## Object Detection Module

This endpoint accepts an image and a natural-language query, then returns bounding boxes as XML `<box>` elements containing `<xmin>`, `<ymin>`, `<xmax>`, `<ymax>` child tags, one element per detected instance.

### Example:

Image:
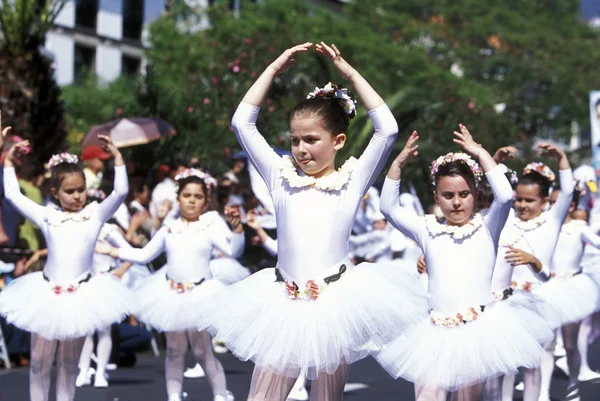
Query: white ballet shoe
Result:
<box><xmin>538</xmin><ymin>394</ymin><xmax>551</xmax><ymax>401</ymax></box>
<box><xmin>555</xmin><ymin>356</ymin><xmax>570</xmax><ymax>376</ymax></box>
<box><xmin>75</xmin><ymin>369</ymin><xmax>92</xmax><ymax>387</ymax></box>
<box><xmin>213</xmin><ymin>390</ymin><xmax>234</xmax><ymax>401</ymax></box>
<box><xmin>106</xmin><ymin>363</ymin><xmax>117</xmax><ymax>371</ymax></box>
<box><xmin>183</xmin><ymin>363</ymin><xmax>206</xmax><ymax>378</ymax></box>
<box><xmin>514</xmin><ymin>381</ymin><xmax>524</xmax><ymax>391</ymax></box>
<box><xmin>287</xmin><ymin>386</ymin><xmax>309</xmax><ymax>401</ymax></box>
<box><xmin>167</xmin><ymin>394</ymin><xmax>182</xmax><ymax>401</ymax></box>
<box><xmin>578</xmin><ymin>368</ymin><xmax>600</xmax><ymax>381</ymax></box>
<box><xmin>565</xmin><ymin>385</ymin><xmax>580</xmax><ymax>401</ymax></box>
<box><xmin>213</xmin><ymin>339</ymin><xmax>229</xmax><ymax>354</ymax></box>
<box><xmin>94</xmin><ymin>373</ymin><xmax>109</xmax><ymax>388</ymax></box>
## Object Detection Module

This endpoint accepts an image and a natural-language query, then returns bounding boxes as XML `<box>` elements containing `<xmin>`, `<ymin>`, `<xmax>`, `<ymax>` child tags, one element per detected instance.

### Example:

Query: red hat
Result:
<box><xmin>81</xmin><ymin>145</ymin><xmax>111</xmax><ymax>161</ymax></box>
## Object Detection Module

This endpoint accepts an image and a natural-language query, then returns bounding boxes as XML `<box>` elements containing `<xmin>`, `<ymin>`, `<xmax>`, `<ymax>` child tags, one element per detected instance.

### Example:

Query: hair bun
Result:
<box><xmin>307</xmin><ymin>82</ymin><xmax>357</xmax><ymax>119</ymax></box>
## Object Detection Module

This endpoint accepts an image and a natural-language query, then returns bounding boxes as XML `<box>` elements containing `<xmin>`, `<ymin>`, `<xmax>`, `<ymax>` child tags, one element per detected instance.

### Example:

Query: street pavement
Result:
<box><xmin>1</xmin><ymin>342</ymin><xmax>600</xmax><ymax>401</ymax></box>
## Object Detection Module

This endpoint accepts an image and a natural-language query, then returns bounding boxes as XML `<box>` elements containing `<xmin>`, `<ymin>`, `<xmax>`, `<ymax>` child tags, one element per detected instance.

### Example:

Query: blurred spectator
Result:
<box><xmin>81</xmin><ymin>145</ymin><xmax>111</xmax><ymax>190</ymax></box>
<box><xmin>149</xmin><ymin>159</ymin><xmax>187</xmax><ymax>227</ymax></box>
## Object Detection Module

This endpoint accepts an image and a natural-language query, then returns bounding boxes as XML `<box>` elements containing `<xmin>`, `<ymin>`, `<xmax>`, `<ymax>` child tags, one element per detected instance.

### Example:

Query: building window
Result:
<box><xmin>122</xmin><ymin>0</ymin><xmax>144</xmax><ymax>40</ymax></box>
<box><xmin>122</xmin><ymin>55</ymin><xmax>141</xmax><ymax>76</ymax></box>
<box><xmin>75</xmin><ymin>0</ymin><xmax>98</xmax><ymax>30</ymax></box>
<box><xmin>74</xmin><ymin>44</ymin><xmax>96</xmax><ymax>82</ymax></box>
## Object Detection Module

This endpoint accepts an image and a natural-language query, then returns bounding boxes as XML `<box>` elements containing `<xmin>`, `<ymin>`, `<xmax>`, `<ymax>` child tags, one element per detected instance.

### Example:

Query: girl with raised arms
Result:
<box><xmin>0</xmin><ymin>114</ymin><xmax>133</xmax><ymax>401</ymax></box>
<box><xmin>374</xmin><ymin>128</ymin><xmax>553</xmax><ymax>401</ymax></box>
<box><xmin>197</xmin><ymin>42</ymin><xmax>429</xmax><ymax>401</ymax></box>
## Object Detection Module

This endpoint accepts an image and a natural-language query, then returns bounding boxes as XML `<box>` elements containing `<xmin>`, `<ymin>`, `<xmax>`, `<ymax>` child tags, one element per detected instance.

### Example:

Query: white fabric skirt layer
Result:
<box><xmin>0</xmin><ymin>271</ymin><xmax>135</xmax><ymax>340</ymax></box>
<box><xmin>136</xmin><ymin>271</ymin><xmax>225</xmax><ymax>332</ymax></box>
<box><xmin>209</xmin><ymin>257</ymin><xmax>251</xmax><ymax>286</ymax></box>
<box><xmin>196</xmin><ymin>259</ymin><xmax>429</xmax><ymax>380</ymax></box>
<box><xmin>373</xmin><ymin>290</ymin><xmax>555</xmax><ymax>391</ymax></box>
<box><xmin>534</xmin><ymin>273</ymin><xmax>600</xmax><ymax>327</ymax></box>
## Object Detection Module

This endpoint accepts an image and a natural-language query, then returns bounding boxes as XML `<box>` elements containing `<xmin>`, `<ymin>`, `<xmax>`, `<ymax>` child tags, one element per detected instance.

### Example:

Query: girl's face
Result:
<box><xmin>178</xmin><ymin>183</ymin><xmax>206</xmax><ymax>221</ymax></box>
<box><xmin>52</xmin><ymin>173</ymin><xmax>87</xmax><ymax>213</ymax></box>
<box><xmin>290</xmin><ymin>115</ymin><xmax>346</xmax><ymax>178</ymax></box>
<box><xmin>434</xmin><ymin>175</ymin><xmax>475</xmax><ymax>226</ymax></box>
<box><xmin>514</xmin><ymin>183</ymin><xmax>547</xmax><ymax>221</ymax></box>
<box><xmin>136</xmin><ymin>184</ymin><xmax>150</xmax><ymax>206</ymax></box>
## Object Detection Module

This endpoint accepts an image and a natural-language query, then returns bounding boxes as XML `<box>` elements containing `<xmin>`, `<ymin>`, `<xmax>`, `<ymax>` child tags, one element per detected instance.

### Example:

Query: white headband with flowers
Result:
<box><xmin>430</xmin><ymin>152</ymin><xmax>483</xmax><ymax>186</ymax></box>
<box><xmin>174</xmin><ymin>168</ymin><xmax>218</xmax><ymax>188</ymax></box>
<box><xmin>307</xmin><ymin>82</ymin><xmax>357</xmax><ymax>117</ymax></box>
<box><xmin>497</xmin><ymin>163</ymin><xmax>519</xmax><ymax>185</ymax></box>
<box><xmin>48</xmin><ymin>153</ymin><xmax>79</xmax><ymax>169</ymax></box>
<box><xmin>523</xmin><ymin>162</ymin><xmax>556</xmax><ymax>182</ymax></box>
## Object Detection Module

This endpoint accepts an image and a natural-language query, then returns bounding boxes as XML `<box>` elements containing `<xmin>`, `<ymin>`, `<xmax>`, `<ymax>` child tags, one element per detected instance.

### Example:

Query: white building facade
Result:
<box><xmin>45</xmin><ymin>0</ymin><xmax>165</xmax><ymax>86</ymax></box>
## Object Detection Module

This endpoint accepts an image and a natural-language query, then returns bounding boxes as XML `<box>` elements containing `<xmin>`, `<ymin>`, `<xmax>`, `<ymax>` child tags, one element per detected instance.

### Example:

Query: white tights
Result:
<box><xmin>78</xmin><ymin>326</ymin><xmax>112</xmax><ymax>379</ymax></box>
<box><xmin>578</xmin><ymin>316</ymin><xmax>594</xmax><ymax>373</ymax></box>
<box><xmin>165</xmin><ymin>329</ymin><xmax>228</xmax><ymax>399</ymax></box>
<box><xmin>30</xmin><ymin>333</ymin><xmax>86</xmax><ymax>401</ymax></box>
<box><xmin>539</xmin><ymin>324</ymin><xmax>580</xmax><ymax>399</ymax></box>
<box><xmin>415</xmin><ymin>382</ymin><xmax>484</xmax><ymax>401</ymax></box>
<box><xmin>247</xmin><ymin>364</ymin><xmax>349</xmax><ymax>401</ymax></box>
<box><xmin>499</xmin><ymin>369</ymin><xmax>540</xmax><ymax>401</ymax></box>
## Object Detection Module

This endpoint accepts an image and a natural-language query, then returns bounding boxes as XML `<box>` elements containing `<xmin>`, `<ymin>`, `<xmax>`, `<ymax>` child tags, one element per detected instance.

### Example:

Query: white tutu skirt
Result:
<box><xmin>135</xmin><ymin>272</ymin><xmax>225</xmax><ymax>332</ymax></box>
<box><xmin>197</xmin><ymin>260</ymin><xmax>429</xmax><ymax>379</ymax></box>
<box><xmin>534</xmin><ymin>273</ymin><xmax>600</xmax><ymax>327</ymax></box>
<box><xmin>209</xmin><ymin>257</ymin><xmax>251</xmax><ymax>286</ymax></box>
<box><xmin>0</xmin><ymin>271</ymin><xmax>135</xmax><ymax>340</ymax></box>
<box><xmin>373</xmin><ymin>290</ymin><xmax>555</xmax><ymax>391</ymax></box>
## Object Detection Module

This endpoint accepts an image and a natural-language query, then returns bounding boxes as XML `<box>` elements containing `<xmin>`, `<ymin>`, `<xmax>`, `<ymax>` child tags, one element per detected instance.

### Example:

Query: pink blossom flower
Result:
<box><xmin>187</xmin><ymin>106</ymin><xmax>194</xmax><ymax>112</ymax></box>
<box><xmin>241</xmin><ymin>52</ymin><xmax>248</xmax><ymax>59</ymax></box>
<box><xmin>268</xmin><ymin>105</ymin><xmax>276</xmax><ymax>113</ymax></box>
<box><xmin>232</xmin><ymin>65</ymin><xmax>240</xmax><ymax>73</ymax></box>
<box><xmin>211</xmin><ymin>76</ymin><xmax>219</xmax><ymax>85</ymax></box>
<box><xmin>242</xmin><ymin>38</ymin><xmax>253</xmax><ymax>45</ymax></box>
<box><xmin>116</xmin><ymin>108</ymin><xmax>123</xmax><ymax>115</ymax></box>
<box><xmin>203</xmin><ymin>98</ymin><xmax>211</xmax><ymax>105</ymax></box>
<box><xmin>235</xmin><ymin>58</ymin><xmax>241</xmax><ymax>65</ymax></box>
<box><xmin>251</xmin><ymin>72</ymin><xmax>257</xmax><ymax>78</ymax></box>
<box><xmin>227</xmin><ymin>62</ymin><xmax>234</xmax><ymax>68</ymax></box>
<box><xmin>468</xmin><ymin>102</ymin><xmax>476</xmax><ymax>109</ymax></box>
<box><xmin>216</xmin><ymin>120</ymin><xmax>223</xmax><ymax>127</ymax></box>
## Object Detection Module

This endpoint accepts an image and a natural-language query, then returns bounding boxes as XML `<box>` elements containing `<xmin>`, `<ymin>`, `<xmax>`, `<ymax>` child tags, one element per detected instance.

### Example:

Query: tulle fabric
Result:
<box><xmin>373</xmin><ymin>290</ymin><xmax>555</xmax><ymax>391</ymax></box>
<box><xmin>534</xmin><ymin>273</ymin><xmax>600</xmax><ymax>327</ymax></box>
<box><xmin>135</xmin><ymin>271</ymin><xmax>225</xmax><ymax>332</ymax></box>
<box><xmin>197</xmin><ymin>259</ymin><xmax>429</xmax><ymax>380</ymax></box>
<box><xmin>0</xmin><ymin>271</ymin><xmax>135</xmax><ymax>340</ymax></box>
<box><xmin>209</xmin><ymin>257</ymin><xmax>251</xmax><ymax>286</ymax></box>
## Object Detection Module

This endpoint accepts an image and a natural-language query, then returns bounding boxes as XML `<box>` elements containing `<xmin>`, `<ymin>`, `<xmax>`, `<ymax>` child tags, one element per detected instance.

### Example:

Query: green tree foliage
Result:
<box><xmin>62</xmin><ymin>0</ymin><xmax>600</xmax><ymax>197</ymax></box>
<box><xmin>0</xmin><ymin>0</ymin><xmax>68</xmax><ymax>164</ymax></box>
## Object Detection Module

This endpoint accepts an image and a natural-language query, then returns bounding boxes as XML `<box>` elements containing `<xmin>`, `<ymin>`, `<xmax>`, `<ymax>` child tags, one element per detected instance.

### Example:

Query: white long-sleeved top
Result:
<box><xmin>551</xmin><ymin>219</ymin><xmax>600</xmax><ymax>276</ymax></box>
<box><xmin>118</xmin><ymin>211</ymin><xmax>244</xmax><ymax>284</ymax></box>
<box><xmin>232</xmin><ymin>102</ymin><xmax>398</xmax><ymax>283</ymax></box>
<box><xmin>4</xmin><ymin>165</ymin><xmax>128</xmax><ymax>282</ymax></box>
<box><xmin>510</xmin><ymin>169</ymin><xmax>574</xmax><ymax>283</ymax></box>
<box><xmin>380</xmin><ymin>165</ymin><xmax>513</xmax><ymax>314</ymax></box>
<box><xmin>92</xmin><ymin>223</ymin><xmax>131</xmax><ymax>274</ymax></box>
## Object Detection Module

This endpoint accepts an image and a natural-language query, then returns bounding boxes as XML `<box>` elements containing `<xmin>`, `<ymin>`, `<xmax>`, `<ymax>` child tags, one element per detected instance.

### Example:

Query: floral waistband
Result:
<box><xmin>510</xmin><ymin>280</ymin><xmax>538</xmax><ymax>292</ymax></box>
<box><xmin>551</xmin><ymin>271</ymin><xmax>581</xmax><ymax>279</ymax></box>
<box><xmin>43</xmin><ymin>272</ymin><xmax>92</xmax><ymax>295</ymax></box>
<box><xmin>492</xmin><ymin>287</ymin><xmax>514</xmax><ymax>302</ymax></box>
<box><xmin>429</xmin><ymin>305</ymin><xmax>485</xmax><ymax>328</ymax></box>
<box><xmin>166</xmin><ymin>274</ymin><xmax>205</xmax><ymax>294</ymax></box>
<box><xmin>275</xmin><ymin>264</ymin><xmax>347</xmax><ymax>301</ymax></box>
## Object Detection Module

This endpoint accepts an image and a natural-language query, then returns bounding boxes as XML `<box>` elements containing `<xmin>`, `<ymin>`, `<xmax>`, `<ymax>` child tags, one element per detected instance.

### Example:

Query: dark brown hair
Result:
<box><xmin>518</xmin><ymin>172</ymin><xmax>552</xmax><ymax>198</ymax></box>
<box><xmin>176</xmin><ymin>176</ymin><xmax>208</xmax><ymax>198</ymax></box>
<box><xmin>433</xmin><ymin>161</ymin><xmax>477</xmax><ymax>193</ymax></box>
<box><xmin>49</xmin><ymin>163</ymin><xmax>85</xmax><ymax>190</ymax></box>
<box><xmin>289</xmin><ymin>97</ymin><xmax>352</xmax><ymax>135</ymax></box>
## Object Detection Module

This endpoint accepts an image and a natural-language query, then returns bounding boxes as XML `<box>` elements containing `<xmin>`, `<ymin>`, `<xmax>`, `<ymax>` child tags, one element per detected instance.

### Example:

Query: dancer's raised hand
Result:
<box><xmin>315</xmin><ymin>42</ymin><xmax>356</xmax><ymax>80</ymax></box>
<box><xmin>387</xmin><ymin>131</ymin><xmax>419</xmax><ymax>180</ymax></box>
<box><xmin>267</xmin><ymin>42</ymin><xmax>313</xmax><ymax>75</ymax></box>
<box><xmin>536</xmin><ymin>143</ymin><xmax>570</xmax><ymax>170</ymax></box>
<box><xmin>0</xmin><ymin>111</ymin><xmax>12</xmax><ymax>150</ymax></box>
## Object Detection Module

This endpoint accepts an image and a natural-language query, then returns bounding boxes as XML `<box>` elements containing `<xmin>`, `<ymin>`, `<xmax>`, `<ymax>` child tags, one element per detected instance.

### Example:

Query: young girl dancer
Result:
<box><xmin>374</xmin><ymin>128</ymin><xmax>553</xmax><ymax>401</ymax></box>
<box><xmin>0</xmin><ymin>131</ymin><xmax>132</xmax><ymax>401</ymax></box>
<box><xmin>532</xmin><ymin>185</ymin><xmax>600</xmax><ymax>401</ymax></box>
<box><xmin>97</xmin><ymin>169</ymin><xmax>242</xmax><ymax>401</ymax></box>
<box><xmin>197</xmin><ymin>42</ymin><xmax>428</xmax><ymax>401</ymax></box>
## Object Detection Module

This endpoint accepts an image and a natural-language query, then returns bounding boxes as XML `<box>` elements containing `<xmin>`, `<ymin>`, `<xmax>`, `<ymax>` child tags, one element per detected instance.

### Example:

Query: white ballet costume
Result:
<box><xmin>117</xmin><ymin>210</ymin><xmax>242</xmax><ymax>401</ymax></box>
<box><xmin>77</xmin><ymin>223</ymin><xmax>136</xmax><ymax>388</ymax></box>
<box><xmin>197</xmin><ymin>102</ymin><xmax>429</xmax><ymax>388</ymax></box>
<box><xmin>374</xmin><ymin>165</ymin><xmax>550</xmax><ymax>392</ymax></box>
<box><xmin>507</xmin><ymin>168</ymin><xmax>574</xmax><ymax>401</ymax></box>
<box><xmin>209</xmin><ymin>215</ymin><xmax>251</xmax><ymax>286</ymax></box>
<box><xmin>0</xmin><ymin>165</ymin><xmax>132</xmax><ymax>401</ymax></box>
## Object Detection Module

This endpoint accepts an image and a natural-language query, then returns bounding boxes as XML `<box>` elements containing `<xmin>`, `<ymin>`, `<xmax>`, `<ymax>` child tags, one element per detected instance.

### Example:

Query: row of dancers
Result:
<box><xmin>0</xmin><ymin>41</ymin><xmax>599</xmax><ymax>401</ymax></box>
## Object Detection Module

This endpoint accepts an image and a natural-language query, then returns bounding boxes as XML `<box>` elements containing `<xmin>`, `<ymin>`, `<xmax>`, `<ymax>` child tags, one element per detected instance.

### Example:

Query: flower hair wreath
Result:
<box><xmin>497</xmin><ymin>163</ymin><xmax>519</xmax><ymax>185</ymax></box>
<box><xmin>174</xmin><ymin>168</ymin><xmax>218</xmax><ymax>188</ymax></box>
<box><xmin>523</xmin><ymin>162</ymin><xmax>556</xmax><ymax>182</ymax></box>
<box><xmin>430</xmin><ymin>152</ymin><xmax>483</xmax><ymax>186</ymax></box>
<box><xmin>307</xmin><ymin>82</ymin><xmax>357</xmax><ymax>118</ymax></box>
<box><xmin>48</xmin><ymin>153</ymin><xmax>79</xmax><ymax>169</ymax></box>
